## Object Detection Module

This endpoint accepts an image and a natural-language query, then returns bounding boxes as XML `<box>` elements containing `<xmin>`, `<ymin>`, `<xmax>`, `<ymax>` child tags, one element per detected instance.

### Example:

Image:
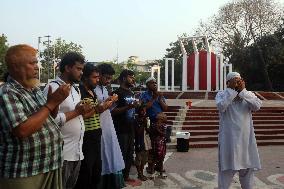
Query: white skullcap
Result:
<box><xmin>146</xmin><ymin>77</ymin><xmax>156</xmax><ymax>84</ymax></box>
<box><xmin>226</xmin><ymin>72</ymin><xmax>241</xmax><ymax>82</ymax></box>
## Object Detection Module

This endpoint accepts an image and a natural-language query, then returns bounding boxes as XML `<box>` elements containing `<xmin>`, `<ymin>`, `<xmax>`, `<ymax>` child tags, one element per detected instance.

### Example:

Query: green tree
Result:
<box><xmin>228</xmin><ymin>22</ymin><xmax>284</xmax><ymax>91</ymax></box>
<box><xmin>98</xmin><ymin>61</ymin><xmax>124</xmax><ymax>82</ymax></box>
<box><xmin>40</xmin><ymin>38</ymin><xmax>83</xmax><ymax>82</ymax></box>
<box><xmin>0</xmin><ymin>34</ymin><xmax>9</xmax><ymax>81</ymax></box>
<box><xmin>196</xmin><ymin>0</ymin><xmax>284</xmax><ymax>90</ymax></box>
<box><xmin>126</xmin><ymin>58</ymin><xmax>136</xmax><ymax>71</ymax></box>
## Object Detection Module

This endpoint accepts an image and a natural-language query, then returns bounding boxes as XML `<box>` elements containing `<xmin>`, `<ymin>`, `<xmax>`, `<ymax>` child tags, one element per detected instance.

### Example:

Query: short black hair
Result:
<box><xmin>118</xmin><ymin>69</ymin><xmax>134</xmax><ymax>82</ymax></box>
<box><xmin>82</xmin><ymin>63</ymin><xmax>99</xmax><ymax>81</ymax></box>
<box><xmin>97</xmin><ymin>63</ymin><xmax>115</xmax><ymax>76</ymax></box>
<box><xmin>59</xmin><ymin>52</ymin><xmax>85</xmax><ymax>73</ymax></box>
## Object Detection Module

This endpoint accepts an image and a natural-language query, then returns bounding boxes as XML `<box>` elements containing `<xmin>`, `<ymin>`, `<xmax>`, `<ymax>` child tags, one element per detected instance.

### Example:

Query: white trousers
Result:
<box><xmin>218</xmin><ymin>168</ymin><xmax>254</xmax><ymax>189</ymax></box>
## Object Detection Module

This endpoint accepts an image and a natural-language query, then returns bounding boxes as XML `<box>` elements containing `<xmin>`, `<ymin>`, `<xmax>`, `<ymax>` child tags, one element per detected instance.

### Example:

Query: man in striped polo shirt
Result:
<box><xmin>75</xmin><ymin>63</ymin><xmax>112</xmax><ymax>189</ymax></box>
<box><xmin>0</xmin><ymin>44</ymin><xmax>70</xmax><ymax>189</ymax></box>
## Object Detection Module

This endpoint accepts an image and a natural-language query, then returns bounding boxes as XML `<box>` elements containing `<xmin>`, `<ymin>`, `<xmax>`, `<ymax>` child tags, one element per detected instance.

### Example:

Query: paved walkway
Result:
<box><xmin>166</xmin><ymin>99</ymin><xmax>284</xmax><ymax>107</ymax></box>
<box><xmin>124</xmin><ymin>99</ymin><xmax>284</xmax><ymax>188</ymax></box>
<box><xmin>126</xmin><ymin>146</ymin><xmax>284</xmax><ymax>189</ymax></box>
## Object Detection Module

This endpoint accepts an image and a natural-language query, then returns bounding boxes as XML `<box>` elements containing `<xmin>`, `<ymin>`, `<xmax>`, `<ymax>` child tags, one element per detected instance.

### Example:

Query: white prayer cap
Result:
<box><xmin>146</xmin><ymin>77</ymin><xmax>156</xmax><ymax>84</ymax></box>
<box><xmin>226</xmin><ymin>72</ymin><xmax>241</xmax><ymax>82</ymax></box>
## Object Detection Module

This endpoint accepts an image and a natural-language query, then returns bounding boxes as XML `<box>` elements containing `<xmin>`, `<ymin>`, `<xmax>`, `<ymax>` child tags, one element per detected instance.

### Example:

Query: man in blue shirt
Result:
<box><xmin>140</xmin><ymin>77</ymin><xmax>168</xmax><ymax>122</ymax></box>
<box><xmin>140</xmin><ymin>77</ymin><xmax>168</xmax><ymax>174</ymax></box>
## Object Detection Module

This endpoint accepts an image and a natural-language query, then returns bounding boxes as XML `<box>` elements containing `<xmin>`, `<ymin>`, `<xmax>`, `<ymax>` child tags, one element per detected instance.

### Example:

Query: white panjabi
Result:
<box><xmin>216</xmin><ymin>88</ymin><xmax>262</xmax><ymax>171</ymax></box>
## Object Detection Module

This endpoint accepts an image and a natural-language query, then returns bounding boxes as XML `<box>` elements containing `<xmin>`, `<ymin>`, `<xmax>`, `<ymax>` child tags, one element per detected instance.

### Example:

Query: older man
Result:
<box><xmin>0</xmin><ymin>44</ymin><xmax>70</xmax><ymax>189</ymax></box>
<box><xmin>216</xmin><ymin>72</ymin><xmax>262</xmax><ymax>189</ymax></box>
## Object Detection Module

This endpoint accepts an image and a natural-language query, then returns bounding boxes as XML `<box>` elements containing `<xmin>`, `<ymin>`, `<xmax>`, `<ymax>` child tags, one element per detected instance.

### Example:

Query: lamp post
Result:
<box><xmin>38</xmin><ymin>35</ymin><xmax>52</xmax><ymax>82</ymax></box>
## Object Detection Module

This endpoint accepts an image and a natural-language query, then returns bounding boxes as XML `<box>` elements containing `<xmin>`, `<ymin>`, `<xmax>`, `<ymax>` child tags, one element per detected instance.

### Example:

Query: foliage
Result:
<box><xmin>0</xmin><ymin>34</ymin><xmax>9</xmax><ymax>81</ymax></box>
<box><xmin>229</xmin><ymin>24</ymin><xmax>284</xmax><ymax>91</ymax></box>
<box><xmin>97</xmin><ymin>61</ymin><xmax>124</xmax><ymax>82</ymax></box>
<box><xmin>195</xmin><ymin>0</ymin><xmax>284</xmax><ymax>90</ymax></box>
<box><xmin>39</xmin><ymin>38</ymin><xmax>83</xmax><ymax>82</ymax></box>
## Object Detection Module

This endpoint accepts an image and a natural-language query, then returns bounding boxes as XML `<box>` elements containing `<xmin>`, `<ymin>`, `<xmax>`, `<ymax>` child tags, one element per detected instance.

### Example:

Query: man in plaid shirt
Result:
<box><xmin>0</xmin><ymin>44</ymin><xmax>70</xmax><ymax>189</ymax></box>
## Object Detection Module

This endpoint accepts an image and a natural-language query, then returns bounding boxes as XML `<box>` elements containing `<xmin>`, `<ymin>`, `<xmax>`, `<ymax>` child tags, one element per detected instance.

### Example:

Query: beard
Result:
<box><xmin>70</xmin><ymin>75</ymin><xmax>81</xmax><ymax>84</ymax></box>
<box><xmin>25</xmin><ymin>78</ymin><xmax>40</xmax><ymax>88</ymax></box>
<box><xmin>87</xmin><ymin>80</ymin><xmax>97</xmax><ymax>89</ymax></box>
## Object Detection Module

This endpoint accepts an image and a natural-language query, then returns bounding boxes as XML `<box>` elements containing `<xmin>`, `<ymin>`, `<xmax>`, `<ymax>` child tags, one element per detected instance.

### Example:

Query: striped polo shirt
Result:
<box><xmin>79</xmin><ymin>84</ymin><xmax>100</xmax><ymax>131</ymax></box>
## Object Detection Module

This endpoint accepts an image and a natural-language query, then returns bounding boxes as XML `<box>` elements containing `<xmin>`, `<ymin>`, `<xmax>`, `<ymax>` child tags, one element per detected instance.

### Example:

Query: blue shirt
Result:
<box><xmin>140</xmin><ymin>90</ymin><xmax>166</xmax><ymax>121</ymax></box>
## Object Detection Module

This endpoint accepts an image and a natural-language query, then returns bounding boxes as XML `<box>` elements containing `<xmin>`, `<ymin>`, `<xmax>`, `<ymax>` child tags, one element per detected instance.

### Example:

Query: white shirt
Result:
<box><xmin>43</xmin><ymin>76</ymin><xmax>85</xmax><ymax>161</ymax></box>
<box><xmin>216</xmin><ymin>88</ymin><xmax>262</xmax><ymax>171</ymax></box>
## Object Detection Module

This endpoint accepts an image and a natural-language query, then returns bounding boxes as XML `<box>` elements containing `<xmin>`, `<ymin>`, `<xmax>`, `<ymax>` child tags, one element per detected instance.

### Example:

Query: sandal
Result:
<box><xmin>138</xmin><ymin>174</ymin><xmax>148</xmax><ymax>181</ymax></box>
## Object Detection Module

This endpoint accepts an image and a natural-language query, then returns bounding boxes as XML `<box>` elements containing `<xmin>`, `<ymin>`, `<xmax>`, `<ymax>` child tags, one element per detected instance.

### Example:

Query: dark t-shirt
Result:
<box><xmin>112</xmin><ymin>87</ymin><xmax>136</xmax><ymax>134</ymax></box>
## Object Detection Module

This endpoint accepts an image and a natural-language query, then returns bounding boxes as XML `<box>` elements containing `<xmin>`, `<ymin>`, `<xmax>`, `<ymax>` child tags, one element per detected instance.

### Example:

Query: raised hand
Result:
<box><xmin>46</xmin><ymin>84</ymin><xmax>71</xmax><ymax>109</ymax></box>
<box><xmin>236</xmin><ymin>78</ymin><xmax>245</xmax><ymax>92</ymax></box>
<box><xmin>227</xmin><ymin>78</ymin><xmax>239</xmax><ymax>90</ymax></box>
<box><xmin>75</xmin><ymin>102</ymin><xmax>93</xmax><ymax>115</ymax></box>
<box><xmin>111</xmin><ymin>93</ymin><xmax>118</xmax><ymax>102</ymax></box>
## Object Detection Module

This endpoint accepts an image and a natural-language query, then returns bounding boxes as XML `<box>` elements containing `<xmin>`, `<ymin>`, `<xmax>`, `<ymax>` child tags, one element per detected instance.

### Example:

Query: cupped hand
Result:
<box><xmin>236</xmin><ymin>79</ymin><xmax>245</xmax><ymax>92</ymax></box>
<box><xmin>227</xmin><ymin>78</ymin><xmax>239</xmax><ymax>90</ymax></box>
<box><xmin>47</xmin><ymin>84</ymin><xmax>71</xmax><ymax>109</ymax></box>
<box><xmin>75</xmin><ymin>102</ymin><xmax>93</xmax><ymax>115</ymax></box>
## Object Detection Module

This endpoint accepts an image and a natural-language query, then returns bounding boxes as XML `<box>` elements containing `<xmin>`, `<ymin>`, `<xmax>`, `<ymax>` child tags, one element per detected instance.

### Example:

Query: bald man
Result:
<box><xmin>216</xmin><ymin>72</ymin><xmax>262</xmax><ymax>189</ymax></box>
<box><xmin>0</xmin><ymin>44</ymin><xmax>70</xmax><ymax>189</ymax></box>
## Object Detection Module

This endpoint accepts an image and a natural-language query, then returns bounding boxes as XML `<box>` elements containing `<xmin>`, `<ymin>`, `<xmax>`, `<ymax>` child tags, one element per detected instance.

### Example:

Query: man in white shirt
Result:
<box><xmin>44</xmin><ymin>52</ymin><xmax>92</xmax><ymax>189</ymax></box>
<box><xmin>216</xmin><ymin>72</ymin><xmax>262</xmax><ymax>189</ymax></box>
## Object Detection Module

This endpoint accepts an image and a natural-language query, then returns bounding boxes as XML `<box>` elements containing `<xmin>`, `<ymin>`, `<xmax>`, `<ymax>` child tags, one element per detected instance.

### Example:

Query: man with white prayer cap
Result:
<box><xmin>216</xmin><ymin>72</ymin><xmax>262</xmax><ymax>189</ymax></box>
<box><xmin>140</xmin><ymin>76</ymin><xmax>168</xmax><ymax>175</ymax></box>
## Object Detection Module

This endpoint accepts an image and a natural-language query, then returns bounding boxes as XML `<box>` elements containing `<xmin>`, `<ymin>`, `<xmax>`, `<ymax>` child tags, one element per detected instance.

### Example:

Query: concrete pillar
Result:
<box><xmin>157</xmin><ymin>66</ymin><xmax>160</xmax><ymax>91</ymax></box>
<box><xmin>191</xmin><ymin>40</ymin><xmax>199</xmax><ymax>91</ymax></box>
<box><xmin>171</xmin><ymin>59</ymin><xmax>174</xmax><ymax>91</ymax></box>
<box><xmin>151</xmin><ymin>65</ymin><xmax>161</xmax><ymax>91</ymax></box>
<box><xmin>182</xmin><ymin>54</ymin><xmax>187</xmax><ymax>91</ymax></box>
<box><xmin>223</xmin><ymin>64</ymin><xmax>227</xmax><ymax>89</ymax></box>
<box><xmin>165</xmin><ymin>60</ymin><xmax>169</xmax><ymax>91</ymax></box>
<box><xmin>207</xmin><ymin>51</ymin><xmax>211</xmax><ymax>91</ymax></box>
<box><xmin>219</xmin><ymin>54</ymin><xmax>224</xmax><ymax>90</ymax></box>
<box><xmin>215</xmin><ymin>56</ymin><xmax>219</xmax><ymax>91</ymax></box>
<box><xmin>179</xmin><ymin>37</ymin><xmax>188</xmax><ymax>91</ymax></box>
<box><xmin>165</xmin><ymin>58</ymin><xmax>175</xmax><ymax>91</ymax></box>
<box><xmin>151</xmin><ymin>67</ymin><xmax>154</xmax><ymax>77</ymax></box>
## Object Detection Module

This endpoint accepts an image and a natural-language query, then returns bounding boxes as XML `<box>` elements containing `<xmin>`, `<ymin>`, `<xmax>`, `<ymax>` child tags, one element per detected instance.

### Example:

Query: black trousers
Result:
<box><xmin>75</xmin><ymin>129</ymin><xmax>102</xmax><ymax>189</ymax></box>
<box><xmin>117</xmin><ymin>133</ymin><xmax>135</xmax><ymax>179</ymax></box>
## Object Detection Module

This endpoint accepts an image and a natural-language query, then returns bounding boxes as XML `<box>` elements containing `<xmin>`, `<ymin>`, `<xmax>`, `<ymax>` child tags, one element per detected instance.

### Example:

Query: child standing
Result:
<box><xmin>151</xmin><ymin>112</ymin><xmax>168</xmax><ymax>178</ymax></box>
<box><xmin>134</xmin><ymin>105</ymin><xmax>151</xmax><ymax>181</ymax></box>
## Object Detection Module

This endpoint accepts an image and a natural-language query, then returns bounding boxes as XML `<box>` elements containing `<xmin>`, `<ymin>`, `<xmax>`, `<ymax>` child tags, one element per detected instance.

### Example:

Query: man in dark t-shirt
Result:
<box><xmin>112</xmin><ymin>69</ymin><xmax>139</xmax><ymax>183</ymax></box>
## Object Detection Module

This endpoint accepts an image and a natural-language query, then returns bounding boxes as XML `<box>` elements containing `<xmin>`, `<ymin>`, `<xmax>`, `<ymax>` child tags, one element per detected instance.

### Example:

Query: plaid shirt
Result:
<box><xmin>0</xmin><ymin>77</ymin><xmax>63</xmax><ymax>178</ymax></box>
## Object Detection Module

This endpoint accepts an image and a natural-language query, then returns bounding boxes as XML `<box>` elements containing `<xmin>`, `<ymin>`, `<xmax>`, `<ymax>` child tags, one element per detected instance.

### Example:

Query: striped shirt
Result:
<box><xmin>0</xmin><ymin>77</ymin><xmax>63</xmax><ymax>178</ymax></box>
<box><xmin>79</xmin><ymin>84</ymin><xmax>100</xmax><ymax>131</ymax></box>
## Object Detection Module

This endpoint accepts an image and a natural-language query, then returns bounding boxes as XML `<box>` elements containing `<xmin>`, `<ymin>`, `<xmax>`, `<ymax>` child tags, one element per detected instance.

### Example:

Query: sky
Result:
<box><xmin>2</xmin><ymin>0</ymin><xmax>284</xmax><ymax>62</ymax></box>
